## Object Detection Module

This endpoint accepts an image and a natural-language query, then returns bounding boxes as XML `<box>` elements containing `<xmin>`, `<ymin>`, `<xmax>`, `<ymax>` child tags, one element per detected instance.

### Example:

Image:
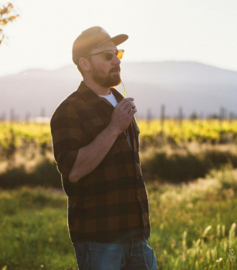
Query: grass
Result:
<box><xmin>1</xmin><ymin>142</ymin><xmax>237</xmax><ymax>188</ymax></box>
<box><xmin>148</xmin><ymin>165</ymin><xmax>237</xmax><ymax>269</ymax></box>
<box><xmin>1</xmin><ymin>166</ymin><xmax>237</xmax><ymax>269</ymax></box>
<box><xmin>0</xmin><ymin>188</ymin><xmax>76</xmax><ymax>270</ymax></box>
<box><xmin>141</xmin><ymin>142</ymin><xmax>237</xmax><ymax>183</ymax></box>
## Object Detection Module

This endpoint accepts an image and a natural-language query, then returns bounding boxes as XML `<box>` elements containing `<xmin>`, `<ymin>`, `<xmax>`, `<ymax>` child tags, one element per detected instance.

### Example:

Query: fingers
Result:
<box><xmin>124</xmin><ymin>103</ymin><xmax>135</xmax><ymax>114</ymax></box>
<box><xmin>124</xmin><ymin>97</ymin><xmax>134</xmax><ymax>101</ymax></box>
<box><xmin>116</xmin><ymin>98</ymin><xmax>136</xmax><ymax>112</ymax></box>
<box><xmin>113</xmin><ymin>97</ymin><xmax>137</xmax><ymax>125</ymax></box>
<box><xmin>110</xmin><ymin>97</ymin><xmax>137</xmax><ymax>133</ymax></box>
<box><xmin>128</xmin><ymin>108</ymin><xmax>137</xmax><ymax>117</ymax></box>
<box><xmin>117</xmin><ymin>98</ymin><xmax>134</xmax><ymax>107</ymax></box>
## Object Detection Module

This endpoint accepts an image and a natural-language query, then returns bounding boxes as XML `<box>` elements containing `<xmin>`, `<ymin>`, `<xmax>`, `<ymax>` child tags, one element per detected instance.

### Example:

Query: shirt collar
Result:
<box><xmin>77</xmin><ymin>81</ymin><xmax>124</xmax><ymax>107</ymax></box>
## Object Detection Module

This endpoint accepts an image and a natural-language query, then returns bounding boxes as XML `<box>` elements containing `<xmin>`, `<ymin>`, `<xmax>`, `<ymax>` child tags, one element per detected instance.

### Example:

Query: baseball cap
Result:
<box><xmin>72</xmin><ymin>26</ymin><xmax>128</xmax><ymax>65</ymax></box>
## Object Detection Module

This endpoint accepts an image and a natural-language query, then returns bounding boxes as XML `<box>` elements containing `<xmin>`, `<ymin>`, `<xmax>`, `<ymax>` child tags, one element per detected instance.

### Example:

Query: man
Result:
<box><xmin>50</xmin><ymin>26</ymin><xmax>157</xmax><ymax>270</ymax></box>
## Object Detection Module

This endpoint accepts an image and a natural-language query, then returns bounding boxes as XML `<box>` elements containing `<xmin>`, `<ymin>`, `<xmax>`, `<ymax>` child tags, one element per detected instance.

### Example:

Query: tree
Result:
<box><xmin>0</xmin><ymin>2</ymin><xmax>19</xmax><ymax>45</ymax></box>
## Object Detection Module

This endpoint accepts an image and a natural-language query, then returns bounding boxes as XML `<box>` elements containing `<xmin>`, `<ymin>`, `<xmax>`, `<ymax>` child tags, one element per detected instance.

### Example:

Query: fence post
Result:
<box><xmin>179</xmin><ymin>107</ymin><xmax>183</xmax><ymax>127</ymax></box>
<box><xmin>10</xmin><ymin>108</ymin><xmax>15</xmax><ymax>122</ymax></box>
<box><xmin>160</xmin><ymin>105</ymin><xmax>165</xmax><ymax>144</ymax></box>
<box><xmin>161</xmin><ymin>104</ymin><xmax>165</xmax><ymax>132</ymax></box>
<box><xmin>219</xmin><ymin>106</ymin><xmax>225</xmax><ymax>128</ymax></box>
<box><xmin>25</xmin><ymin>112</ymin><xmax>31</xmax><ymax>123</ymax></box>
<box><xmin>0</xmin><ymin>112</ymin><xmax>6</xmax><ymax>121</ymax></box>
<box><xmin>146</xmin><ymin>108</ymin><xmax>152</xmax><ymax>129</ymax></box>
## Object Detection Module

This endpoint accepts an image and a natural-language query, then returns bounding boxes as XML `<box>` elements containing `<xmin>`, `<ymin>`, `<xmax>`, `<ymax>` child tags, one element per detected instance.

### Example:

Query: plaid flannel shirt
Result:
<box><xmin>50</xmin><ymin>81</ymin><xmax>150</xmax><ymax>243</ymax></box>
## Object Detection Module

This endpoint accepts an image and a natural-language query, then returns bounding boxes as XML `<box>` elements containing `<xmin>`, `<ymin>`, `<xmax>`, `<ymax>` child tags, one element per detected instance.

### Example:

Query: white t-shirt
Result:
<box><xmin>99</xmin><ymin>92</ymin><xmax>118</xmax><ymax>107</ymax></box>
<box><xmin>99</xmin><ymin>92</ymin><xmax>132</xmax><ymax>149</ymax></box>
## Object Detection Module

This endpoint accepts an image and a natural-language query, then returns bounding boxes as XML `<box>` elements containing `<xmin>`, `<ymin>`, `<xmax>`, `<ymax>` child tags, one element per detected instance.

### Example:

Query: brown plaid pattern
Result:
<box><xmin>50</xmin><ymin>82</ymin><xmax>150</xmax><ymax>243</ymax></box>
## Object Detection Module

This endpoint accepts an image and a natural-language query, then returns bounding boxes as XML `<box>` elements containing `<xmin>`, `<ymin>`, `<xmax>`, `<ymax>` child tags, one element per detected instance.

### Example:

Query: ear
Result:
<box><xmin>78</xmin><ymin>58</ymin><xmax>91</xmax><ymax>72</ymax></box>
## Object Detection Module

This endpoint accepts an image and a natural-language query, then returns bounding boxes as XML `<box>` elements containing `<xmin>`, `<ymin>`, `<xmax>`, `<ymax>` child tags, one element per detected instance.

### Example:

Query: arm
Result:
<box><xmin>68</xmin><ymin>97</ymin><xmax>136</xmax><ymax>183</ymax></box>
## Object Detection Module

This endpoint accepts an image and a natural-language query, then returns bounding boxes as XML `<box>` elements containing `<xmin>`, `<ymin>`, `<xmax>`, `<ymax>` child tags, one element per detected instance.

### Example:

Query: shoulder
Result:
<box><xmin>50</xmin><ymin>90</ymin><xmax>85</xmax><ymax>128</ymax></box>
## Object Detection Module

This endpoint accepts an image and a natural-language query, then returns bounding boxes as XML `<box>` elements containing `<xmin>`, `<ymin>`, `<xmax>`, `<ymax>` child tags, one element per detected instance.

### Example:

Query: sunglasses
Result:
<box><xmin>84</xmin><ymin>49</ymin><xmax>124</xmax><ymax>61</ymax></box>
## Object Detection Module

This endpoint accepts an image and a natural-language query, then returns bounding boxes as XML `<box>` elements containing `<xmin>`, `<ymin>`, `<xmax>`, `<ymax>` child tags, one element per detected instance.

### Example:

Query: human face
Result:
<box><xmin>87</xmin><ymin>41</ymin><xmax>122</xmax><ymax>88</ymax></box>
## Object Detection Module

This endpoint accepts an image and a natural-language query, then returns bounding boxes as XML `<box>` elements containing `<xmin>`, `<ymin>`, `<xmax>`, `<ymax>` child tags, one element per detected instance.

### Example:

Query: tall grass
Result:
<box><xmin>1</xmin><ymin>167</ymin><xmax>237</xmax><ymax>269</ymax></box>
<box><xmin>148</xmin><ymin>165</ymin><xmax>237</xmax><ymax>269</ymax></box>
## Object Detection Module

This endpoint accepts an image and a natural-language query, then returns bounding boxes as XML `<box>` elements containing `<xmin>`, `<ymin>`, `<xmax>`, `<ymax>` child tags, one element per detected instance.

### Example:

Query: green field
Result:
<box><xmin>1</xmin><ymin>120</ymin><xmax>237</xmax><ymax>269</ymax></box>
<box><xmin>1</xmin><ymin>166</ymin><xmax>237</xmax><ymax>270</ymax></box>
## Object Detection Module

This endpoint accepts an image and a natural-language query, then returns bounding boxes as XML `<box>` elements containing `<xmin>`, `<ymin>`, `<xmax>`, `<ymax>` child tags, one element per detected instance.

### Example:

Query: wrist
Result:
<box><xmin>106</xmin><ymin>123</ymin><xmax>121</xmax><ymax>137</ymax></box>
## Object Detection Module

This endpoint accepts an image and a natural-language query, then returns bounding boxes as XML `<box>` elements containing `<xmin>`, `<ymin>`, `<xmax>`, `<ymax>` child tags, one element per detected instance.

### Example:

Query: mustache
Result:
<box><xmin>110</xmin><ymin>66</ymin><xmax>120</xmax><ymax>73</ymax></box>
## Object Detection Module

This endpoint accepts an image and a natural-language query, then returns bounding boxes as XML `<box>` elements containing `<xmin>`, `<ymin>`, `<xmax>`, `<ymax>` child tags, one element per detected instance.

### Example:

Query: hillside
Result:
<box><xmin>0</xmin><ymin>61</ymin><xmax>236</xmax><ymax>120</ymax></box>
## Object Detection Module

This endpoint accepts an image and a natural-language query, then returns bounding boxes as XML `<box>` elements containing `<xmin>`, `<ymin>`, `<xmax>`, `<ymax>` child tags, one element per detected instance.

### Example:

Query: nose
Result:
<box><xmin>113</xmin><ymin>53</ymin><xmax>121</xmax><ymax>65</ymax></box>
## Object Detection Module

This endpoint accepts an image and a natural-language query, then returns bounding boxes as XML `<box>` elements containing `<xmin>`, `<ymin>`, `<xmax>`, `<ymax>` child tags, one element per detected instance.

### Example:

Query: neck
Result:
<box><xmin>83</xmin><ymin>78</ymin><xmax>110</xmax><ymax>96</ymax></box>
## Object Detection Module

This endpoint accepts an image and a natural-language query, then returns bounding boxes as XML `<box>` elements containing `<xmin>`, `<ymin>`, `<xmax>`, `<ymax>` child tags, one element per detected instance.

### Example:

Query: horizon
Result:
<box><xmin>1</xmin><ymin>59</ymin><xmax>237</xmax><ymax>78</ymax></box>
<box><xmin>1</xmin><ymin>60</ymin><xmax>236</xmax><ymax>121</ymax></box>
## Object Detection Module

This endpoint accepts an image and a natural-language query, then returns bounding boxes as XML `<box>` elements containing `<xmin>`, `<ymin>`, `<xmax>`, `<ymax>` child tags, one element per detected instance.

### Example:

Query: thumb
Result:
<box><xmin>125</xmin><ymin>97</ymin><xmax>134</xmax><ymax>101</ymax></box>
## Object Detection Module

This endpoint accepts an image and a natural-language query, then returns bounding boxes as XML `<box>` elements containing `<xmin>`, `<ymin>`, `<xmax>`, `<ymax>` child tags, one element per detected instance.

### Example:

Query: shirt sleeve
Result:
<box><xmin>50</xmin><ymin>104</ymin><xmax>88</xmax><ymax>181</ymax></box>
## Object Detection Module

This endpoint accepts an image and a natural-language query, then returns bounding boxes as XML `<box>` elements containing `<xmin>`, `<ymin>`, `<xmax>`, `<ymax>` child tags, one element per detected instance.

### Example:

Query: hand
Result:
<box><xmin>109</xmin><ymin>97</ymin><xmax>137</xmax><ymax>135</ymax></box>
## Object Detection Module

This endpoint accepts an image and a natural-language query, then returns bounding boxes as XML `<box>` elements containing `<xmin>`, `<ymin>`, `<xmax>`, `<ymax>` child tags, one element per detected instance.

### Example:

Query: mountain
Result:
<box><xmin>0</xmin><ymin>61</ymin><xmax>237</xmax><ymax>120</ymax></box>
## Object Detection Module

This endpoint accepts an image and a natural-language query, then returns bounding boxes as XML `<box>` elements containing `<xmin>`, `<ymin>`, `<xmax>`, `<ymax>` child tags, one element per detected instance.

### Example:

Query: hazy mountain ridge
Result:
<box><xmin>0</xmin><ymin>61</ymin><xmax>236</xmax><ymax>120</ymax></box>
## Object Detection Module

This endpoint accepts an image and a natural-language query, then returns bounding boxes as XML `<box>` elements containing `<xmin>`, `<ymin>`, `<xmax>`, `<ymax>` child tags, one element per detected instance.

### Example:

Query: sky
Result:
<box><xmin>0</xmin><ymin>0</ymin><xmax>237</xmax><ymax>77</ymax></box>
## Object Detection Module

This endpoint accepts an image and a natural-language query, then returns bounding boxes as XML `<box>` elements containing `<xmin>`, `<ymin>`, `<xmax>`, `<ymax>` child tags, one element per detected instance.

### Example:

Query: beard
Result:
<box><xmin>90</xmin><ymin>64</ymin><xmax>121</xmax><ymax>88</ymax></box>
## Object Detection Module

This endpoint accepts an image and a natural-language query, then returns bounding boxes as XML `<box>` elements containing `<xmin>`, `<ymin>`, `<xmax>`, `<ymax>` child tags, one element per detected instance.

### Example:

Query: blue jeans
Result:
<box><xmin>73</xmin><ymin>237</ymin><xmax>157</xmax><ymax>270</ymax></box>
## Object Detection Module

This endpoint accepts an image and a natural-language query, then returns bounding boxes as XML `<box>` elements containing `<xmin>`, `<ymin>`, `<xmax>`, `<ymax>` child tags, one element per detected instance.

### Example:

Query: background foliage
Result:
<box><xmin>0</xmin><ymin>2</ymin><xmax>19</xmax><ymax>45</ymax></box>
